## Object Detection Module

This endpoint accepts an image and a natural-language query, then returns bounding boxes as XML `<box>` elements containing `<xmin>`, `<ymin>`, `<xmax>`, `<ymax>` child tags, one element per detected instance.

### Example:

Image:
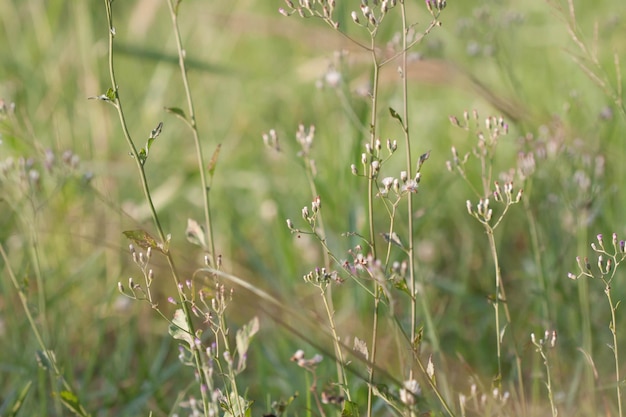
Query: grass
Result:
<box><xmin>1</xmin><ymin>0</ymin><xmax>626</xmax><ymax>416</ymax></box>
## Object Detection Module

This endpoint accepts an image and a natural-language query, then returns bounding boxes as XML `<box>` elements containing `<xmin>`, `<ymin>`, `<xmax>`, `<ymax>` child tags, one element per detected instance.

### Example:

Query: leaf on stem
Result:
<box><xmin>427</xmin><ymin>355</ymin><xmax>435</xmax><ymax>380</ymax></box>
<box><xmin>236</xmin><ymin>316</ymin><xmax>260</xmax><ymax>372</ymax></box>
<box><xmin>207</xmin><ymin>143</ymin><xmax>222</xmax><ymax>178</ymax></box>
<box><xmin>169</xmin><ymin>308</ymin><xmax>195</xmax><ymax>348</ymax></box>
<box><xmin>186</xmin><ymin>218</ymin><xmax>207</xmax><ymax>249</ymax></box>
<box><xmin>88</xmin><ymin>88</ymin><xmax>117</xmax><ymax>103</ymax></box>
<box><xmin>7</xmin><ymin>381</ymin><xmax>32</xmax><ymax>417</ymax></box>
<box><xmin>381</xmin><ymin>232</ymin><xmax>403</xmax><ymax>248</ymax></box>
<box><xmin>164</xmin><ymin>106</ymin><xmax>188</xmax><ymax>122</ymax></box>
<box><xmin>341</xmin><ymin>400</ymin><xmax>360</xmax><ymax>417</ymax></box>
<box><xmin>123</xmin><ymin>230</ymin><xmax>166</xmax><ymax>253</ymax></box>
<box><xmin>59</xmin><ymin>390</ymin><xmax>90</xmax><ymax>417</ymax></box>
<box><xmin>388</xmin><ymin>106</ymin><xmax>404</xmax><ymax>126</ymax></box>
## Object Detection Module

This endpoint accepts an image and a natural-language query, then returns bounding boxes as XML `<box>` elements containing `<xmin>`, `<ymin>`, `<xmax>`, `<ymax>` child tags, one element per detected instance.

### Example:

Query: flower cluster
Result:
<box><xmin>568</xmin><ymin>233</ymin><xmax>626</xmax><ymax>281</ymax></box>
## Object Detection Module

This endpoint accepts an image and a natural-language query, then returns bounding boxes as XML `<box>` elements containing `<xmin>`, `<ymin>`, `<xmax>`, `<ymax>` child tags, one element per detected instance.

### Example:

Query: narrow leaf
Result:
<box><xmin>381</xmin><ymin>232</ymin><xmax>403</xmax><ymax>248</ymax></box>
<box><xmin>207</xmin><ymin>143</ymin><xmax>222</xmax><ymax>178</ymax></box>
<box><xmin>7</xmin><ymin>381</ymin><xmax>32</xmax><ymax>417</ymax></box>
<box><xmin>35</xmin><ymin>350</ymin><xmax>55</xmax><ymax>370</ymax></box>
<box><xmin>388</xmin><ymin>107</ymin><xmax>403</xmax><ymax>125</ymax></box>
<box><xmin>150</xmin><ymin>121</ymin><xmax>163</xmax><ymax>139</ymax></box>
<box><xmin>164</xmin><ymin>106</ymin><xmax>187</xmax><ymax>121</ymax></box>
<box><xmin>427</xmin><ymin>355</ymin><xmax>435</xmax><ymax>380</ymax></box>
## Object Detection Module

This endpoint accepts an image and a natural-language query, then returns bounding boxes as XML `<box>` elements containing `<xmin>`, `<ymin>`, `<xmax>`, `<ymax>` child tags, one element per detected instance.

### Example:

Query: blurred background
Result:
<box><xmin>1</xmin><ymin>0</ymin><xmax>625</xmax><ymax>415</ymax></box>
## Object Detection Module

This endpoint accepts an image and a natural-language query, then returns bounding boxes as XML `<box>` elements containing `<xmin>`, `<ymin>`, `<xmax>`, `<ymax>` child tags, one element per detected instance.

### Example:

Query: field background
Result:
<box><xmin>1</xmin><ymin>0</ymin><xmax>626</xmax><ymax>416</ymax></box>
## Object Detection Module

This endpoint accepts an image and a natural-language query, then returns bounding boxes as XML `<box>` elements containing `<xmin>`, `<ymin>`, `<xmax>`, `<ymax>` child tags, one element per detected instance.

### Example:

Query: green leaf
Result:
<box><xmin>222</xmin><ymin>393</ymin><xmax>252</xmax><ymax>417</ymax></box>
<box><xmin>87</xmin><ymin>88</ymin><xmax>116</xmax><ymax>103</ymax></box>
<box><xmin>35</xmin><ymin>350</ymin><xmax>55</xmax><ymax>370</ymax></box>
<box><xmin>393</xmin><ymin>279</ymin><xmax>410</xmax><ymax>295</ymax></box>
<box><xmin>388</xmin><ymin>107</ymin><xmax>403</xmax><ymax>125</ymax></box>
<box><xmin>59</xmin><ymin>390</ymin><xmax>90</xmax><ymax>417</ymax></box>
<box><xmin>236</xmin><ymin>316</ymin><xmax>259</xmax><ymax>372</ymax></box>
<box><xmin>341</xmin><ymin>400</ymin><xmax>360</xmax><ymax>417</ymax></box>
<box><xmin>137</xmin><ymin>148</ymin><xmax>147</xmax><ymax>165</ymax></box>
<box><xmin>164</xmin><ymin>106</ymin><xmax>187</xmax><ymax>121</ymax></box>
<box><xmin>168</xmin><ymin>309</ymin><xmax>194</xmax><ymax>348</ymax></box>
<box><xmin>105</xmin><ymin>87</ymin><xmax>116</xmax><ymax>101</ymax></box>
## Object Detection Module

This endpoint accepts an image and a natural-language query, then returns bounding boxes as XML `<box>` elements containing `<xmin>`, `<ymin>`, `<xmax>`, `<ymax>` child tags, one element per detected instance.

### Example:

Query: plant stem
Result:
<box><xmin>366</xmin><ymin>36</ymin><xmax>380</xmax><ymax>417</ymax></box>
<box><xmin>103</xmin><ymin>1</ymin><xmax>209</xmax><ymax>413</ymax></box>
<box><xmin>605</xmin><ymin>286</ymin><xmax>622</xmax><ymax>417</ymax></box>
<box><xmin>165</xmin><ymin>0</ymin><xmax>217</xmax><ymax>267</ymax></box>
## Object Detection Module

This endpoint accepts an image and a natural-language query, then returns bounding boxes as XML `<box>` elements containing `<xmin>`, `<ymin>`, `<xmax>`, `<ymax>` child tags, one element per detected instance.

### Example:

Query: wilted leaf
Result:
<box><xmin>427</xmin><ymin>355</ymin><xmax>435</xmax><ymax>380</ymax></box>
<box><xmin>123</xmin><ymin>230</ymin><xmax>164</xmax><ymax>253</ymax></box>
<box><xmin>353</xmin><ymin>337</ymin><xmax>369</xmax><ymax>360</ymax></box>
<box><xmin>417</xmin><ymin>151</ymin><xmax>431</xmax><ymax>171</ymax></box>
<box><xmin>207</xmin><ymin>143</ymin><xmax>222</xmax><ymax>178</ymax></box>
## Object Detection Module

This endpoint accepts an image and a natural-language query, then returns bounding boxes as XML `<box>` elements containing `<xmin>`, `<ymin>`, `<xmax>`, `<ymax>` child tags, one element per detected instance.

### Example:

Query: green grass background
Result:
<box><xmin>1</xmin><ymin>0</ymin><xmax>626</xmax><ymax>415</ymax></box>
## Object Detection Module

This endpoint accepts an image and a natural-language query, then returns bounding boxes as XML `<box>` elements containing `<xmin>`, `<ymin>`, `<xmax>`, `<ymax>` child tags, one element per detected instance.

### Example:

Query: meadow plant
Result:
<box><xmin>3</xmin><ymin>0</ymin><xmax>626</xmax><ymax>416</ymax></box>
<box><xmin>276</xmin><ymin>1</ymin><xmax>455</xmax><ymax>416</ymax></box>
<box><xmin>530</xmin><ymin>330</ymin><xmax>558</xmax><ymax>417</ymax></box>
<box><xmin>0</xmin><ymin>102</ymin><xmax>92</xmax><ymax>416</ymax></box>
<box><xmin>569</xmin><ymin>233</ymin><xmax>626</xmax><ymax>417</ymax></box>
<box><xmin>447</xmin><ymin>111</ymin><xmax>524</xmax><ymax>397</ymax></box>
<box><xmin>92</xmin><ymin>1</ymin><xmax>257</xmax><ymax>415</ymax></box>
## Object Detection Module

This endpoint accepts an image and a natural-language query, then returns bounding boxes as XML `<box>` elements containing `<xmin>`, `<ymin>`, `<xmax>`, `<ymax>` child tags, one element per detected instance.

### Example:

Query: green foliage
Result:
<box><xmin>1</xmin><ymin>0</ymin><xmax>626</xmax><ymax>416</ymax></box>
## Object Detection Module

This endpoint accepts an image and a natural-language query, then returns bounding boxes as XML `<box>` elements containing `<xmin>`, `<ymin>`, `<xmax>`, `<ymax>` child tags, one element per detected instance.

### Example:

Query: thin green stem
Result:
<box><xmin>165</xmin><ymin>0</ymin><xmax>216</xmax><ymax>267</ymax></box>
<box><xmin>399</xmin><ymin>0</ymin><xmax>416</xmax><ymax>362</ymax></box>
<box><xmin>102</xmin><ymin>1</ymin><xmax>209</xmax><ymax>412</ymax></box>
<box><xmin>605</xmin><ymin>287</ymin><xmax>623</xmax><ymax>417</ymax></box>
<box><xmin>575</xmin><ymin>215</ymin><xmax>595</xmax><ymax>409</ymax></box>
<box><xmin>485</xmin><ymin>223</ymin><xmax>526</xmax><ymax>410</ymax></box>
<box><xmin>366</xmin><ymin>36</ymin><xmax>380</xmax><ymax>417</ymax></box>
<box><xmin>486</xmin><ymin>228</ymin><xmax>503</xmax><ymax>385</ymax></box>
<box><xmin>299</xmin><ymin>139</ymin><xmax>346</xmax><ymax>391</ymax></box>
<box><xmin>319</xmin><ymin>284</ymin><xmax>351</xmax><ymax>401</ymax></box>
